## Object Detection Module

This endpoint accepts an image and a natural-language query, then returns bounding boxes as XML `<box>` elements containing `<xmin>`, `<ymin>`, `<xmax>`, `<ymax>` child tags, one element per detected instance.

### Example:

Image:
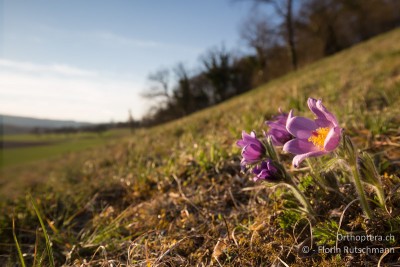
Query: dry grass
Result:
<box><xmin>1</xmin><ymin>29</ymin><xmax>400</xmax><ymax>266</ymax></box>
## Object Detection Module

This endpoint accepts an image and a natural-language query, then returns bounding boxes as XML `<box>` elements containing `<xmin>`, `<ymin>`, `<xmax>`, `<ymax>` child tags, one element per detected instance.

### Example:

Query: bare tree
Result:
<box><xmin>240</xmin><ymin>15</ymin><xmax>277</xmax><ymax>83</ymax></box>
<box><xmin>253</xmin><ymin>0</ymin><xmax>298</xmax><ymax>70</ymax></box>
<box><xmin>173</xmin><ymin>63</ymin><xmax>193</xmax><ymax>115</ymax></box>
<box><xmin>200</xmin><ymin>46</ymin><xmax>233</xmax><ymax>103</ymax></box>
<box><xmin>241</xmin><ymin>16</ymin><xmax>276</xmax><ymax>56</ymax></box>
<box><xmin>142</xmin><ymin>68</ymin><xmax>171</xmax><ymax>101</ymax></box>
<box><xmin>297</xmin><ymin>0</ymin><xmax>343</xmax><ymax>56</ymax></box>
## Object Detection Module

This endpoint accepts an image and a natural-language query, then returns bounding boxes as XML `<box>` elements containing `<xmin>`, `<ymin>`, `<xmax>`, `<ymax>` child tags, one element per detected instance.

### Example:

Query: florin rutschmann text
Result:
<box><xmin>301</xmin><ymin>234</ymin><xmax>396</xmax><ymax>255</ymax></box>
<box><xmin>318</xmin><ymin>246</ymin><xmax>395</xmax><ymax>254</ymax></box>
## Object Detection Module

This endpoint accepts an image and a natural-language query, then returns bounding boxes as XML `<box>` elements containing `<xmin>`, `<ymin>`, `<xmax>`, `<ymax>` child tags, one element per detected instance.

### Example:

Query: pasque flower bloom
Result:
<box><xmin>283</xmin><ymin>98</ymin><xmax>342</xmax><ymax>167</ymax></box>
<box><xmin>236</xmin><ymin>131</ymin><xmax>266</xmax><ymax>165</ymax></box>
<box><xmin>252</xmin><ymin>159</ymin><xmax>278</xmax><ymax>182</ymax></box>
<box><xmin>265</xmin><ymin>109</ymin><xmax>292</xmax><ymax>146</ymax></box>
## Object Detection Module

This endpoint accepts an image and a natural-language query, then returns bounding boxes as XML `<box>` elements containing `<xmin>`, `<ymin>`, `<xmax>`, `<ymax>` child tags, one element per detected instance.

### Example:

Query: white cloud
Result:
<box><xmin>0</xmin><ymin>59</ymin><xmax>150</xmax><ymax>122</ymax></box>
<box><xmin>89</xmin><ymin>30</ymin><xmax>202</xmax><ymax>54</ymax></box>
<box><xmin>92</xmin><ymin>31</ymin><xmax>161</xmax><ymax>48</ymax></box>
<box><xmin>0</xmin><ymin>58</ymin><xmax>97</xmax><ymax>77</ymax></box>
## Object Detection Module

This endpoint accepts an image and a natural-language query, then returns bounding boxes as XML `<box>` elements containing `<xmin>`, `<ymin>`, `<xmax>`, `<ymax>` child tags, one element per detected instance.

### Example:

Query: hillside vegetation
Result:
<box><xmin>1</xmin><ymin>29</ymin><xmax>400</xmax><ymax>266</ymax></box>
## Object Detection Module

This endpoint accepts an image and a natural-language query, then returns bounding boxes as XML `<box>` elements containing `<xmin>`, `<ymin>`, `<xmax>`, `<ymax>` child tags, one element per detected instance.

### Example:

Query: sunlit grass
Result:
<box><xmin>0</xmin><ymin>29</ymin><xmax>399</xmax><ymax>266</ymax></box>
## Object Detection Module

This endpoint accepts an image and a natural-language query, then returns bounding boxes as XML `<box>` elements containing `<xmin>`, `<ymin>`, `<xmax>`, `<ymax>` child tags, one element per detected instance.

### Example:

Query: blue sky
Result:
<box><xmin>0</xmin><ymin>0</ymin><xmax>271</xmax><ymax>123</ymax></box>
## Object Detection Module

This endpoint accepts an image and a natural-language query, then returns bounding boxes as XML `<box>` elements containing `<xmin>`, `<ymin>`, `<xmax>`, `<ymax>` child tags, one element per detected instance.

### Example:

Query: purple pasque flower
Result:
<box><xmin>252</xmin><ymin>159</ymin><xmax>278</xmax><ymax>182</ymax></box>
<box><xmin>236</xmin><ymin>131</ymin><xmax>266</xmax><ymax>166</ymax></box>
<box><xmin>265</xmin><ymin>109</ymin><xmax>292</xmax><ymax>146</ymax></box>
<box><xmin>283</xmin><ymin>98</ymin><xmax>342</xmax><ymax>167</ymax></box>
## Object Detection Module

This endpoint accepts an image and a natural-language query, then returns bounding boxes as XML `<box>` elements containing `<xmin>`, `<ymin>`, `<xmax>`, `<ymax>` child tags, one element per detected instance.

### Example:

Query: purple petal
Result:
<box><xmin>308</xmin><ymin>98</ymin><xmax>338</xmax><ymax>127</ymax></box>
<box><xmin>293</xmin><ymin>151</ymin><xmax>327</xmax><ymax>167</ymax></box>
<box><xmin>259</xmin><ymin>169</ymin><xmax>269</xmax><ymax>177</ymax></box>
<box><xmin>241</xmin><ymin>157</ymin><xmax>248</xmax><ymax>165</ymax></box>
<box><xmin>269</xmin><ymin>133</ymin><xmax>292</xmax><ymax>146</ymax></box>
<box><xmin>316</xmin><ymin>100</ymin><xmax>338</xmax><ymax>127</ymax></box>
<box><xmin>266</xmin><ymin>161</ymin><xmax>277</xmax><ymax>172</ymax></box>
<box><xmin>308</xmin><ymin>98</ymin><xmax>325</xmax><ymax>118</ymax></box>
<box><xmin>252</xmin><ymin>159</ymin><xmax>278</xmax><ymax>181</ymax></box>
<box><xmin>324</xmin><ymin>127</ymin><xmax>341</xmax><ymax>151</ymax></box>
<box><xmin>244</xmin><ymin>144</ymin><xmax>262</xmax><ymax>156</ymax></box>
<box><xmin>249</xmin><ymin>141</ymin><xmax>263</xmax><ymax>151</ymax></box>
<box><xmin>238</xmin><ymin>130</ymin><xmax>262</xmax><ymax>148</ymax></box>
<box><xmin>260</xmin><ymin>160</ymin><xmax>268</xmax><ymax>169</ymax></box>
<box><xmin>283</xmin><ymin>138</ymin><xmax>319</xmax><ymax>155</ymax></box>
<box><xmin>315</xmin><ymin>118</ymin><xmax>332</xmax><ymax>128</ymax></box>
<box><xmin>242</xmin><ymin>130</ymin><xmax>255</xmax><ymax>142</ymax></box>
<box><xmin>269</xmin><ymin>129</ymin><xmax>289</xmax><ymax>140</ymax></box>
<box><xmin>286</xmin><ymin>113</ymin><xmax>317</xmax><ymax>139</ymax></box>
<box><xmin>267</xmin><ymin>121</ymin><xmax>287</xmax><ymax>131</ymax></box>
<box><xmin>266</xmin><ymin>113</ymin><xmax>292</xmax><ymax>145</ymax></box>
<box><xmin>236</xmin><ymin>140</ymin><xmax>246</xmax><ymax>148</ymax></box>
<box><xmin>241</xmin><ymin>156</ymin><xmax>257</xmax><ymax>165</ymax></box>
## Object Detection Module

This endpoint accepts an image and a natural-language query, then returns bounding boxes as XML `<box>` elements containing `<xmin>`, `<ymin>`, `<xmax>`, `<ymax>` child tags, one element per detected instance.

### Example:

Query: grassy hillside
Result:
<box><xmin>1</xmin><ymin>29</ymin><xmax>400</xmax><ymax>266</ymax></box>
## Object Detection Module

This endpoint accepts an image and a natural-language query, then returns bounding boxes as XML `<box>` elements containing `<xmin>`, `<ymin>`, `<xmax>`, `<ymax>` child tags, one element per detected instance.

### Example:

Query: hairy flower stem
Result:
<box><xmin>276</xmin><ymin>161</ymin><xmax>316</xmax><ymax>218</ymax></box>
<box><xmin>281</xmin><ymin>181</ymin><xmax>316</xmax><ymax>219</ymax></box>
<box><xmin>306</xmin><ymin>158</ymin><xmax>335</xmax><ymax>193</ymax></box>
<box><xmin>350</xmin><ymin>165</ymin><xmax>372</xmax><ymax>219</ymax></box>
<box><xmin>343</xmin><ymin>135</ymin><xmax>373</xmax><ymax>219</ymax></box>
<box><xmin>357</xmin><ymin>151</ymin><xmax>386</xmax><ymax>207</ymax></box>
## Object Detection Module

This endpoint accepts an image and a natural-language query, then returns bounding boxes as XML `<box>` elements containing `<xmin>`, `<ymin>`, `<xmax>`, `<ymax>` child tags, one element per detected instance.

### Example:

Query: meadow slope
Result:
<box><xmin>1</xmin><ymin>29</ymin><xmax>400</xmax><ymax>266</ymax></box>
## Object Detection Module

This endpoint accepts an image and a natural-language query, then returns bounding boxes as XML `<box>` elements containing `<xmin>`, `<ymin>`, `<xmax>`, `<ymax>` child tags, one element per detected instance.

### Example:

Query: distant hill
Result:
<box><xmin>0</xmin><ymin>114</ymin><xmax>93</xmax><ymax>134</ymax></box>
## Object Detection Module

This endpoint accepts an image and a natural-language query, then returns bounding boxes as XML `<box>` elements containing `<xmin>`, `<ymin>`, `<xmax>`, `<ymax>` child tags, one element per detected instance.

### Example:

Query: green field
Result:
<box><xmin>1</xmin><ymin>29</ymin><xmax>400</xmax><ymax>266</ymax></box>
<box><xmin>1</xmin><ymin>129</ymin><xmax>130</xmax><ymax>168</ymax></box>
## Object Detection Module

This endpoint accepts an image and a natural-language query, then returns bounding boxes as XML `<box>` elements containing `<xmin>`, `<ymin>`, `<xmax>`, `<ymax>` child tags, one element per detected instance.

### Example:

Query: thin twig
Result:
<box><xmin>221</xmin><ymin>215</ymin><xmax>232</xmax><ymax>243</ymax></box>
<box><xmin>154</xmin><ymin>235</ymin><xmax>201</xmax><ymax>264</ymax></box>
<box><xmin>277</xmin><ymin>256</ymin><xmax>290</xmax><ymax>267</ymax></box>
<box><xmin>336</xmin><ymin>199</ymin><xmax>358</xmax><ymax>249</ymax></box>
<box><xmin>377</xmin><ymin>247</ymin><xmax>400</xmax><ymax>267</ymax></box>
<box><xmin>228</xmin><ymin>187</ymin><xmax>240</xmax><ymax>209</ymax></box>
<box><xmin>231</xmin><ymin>227</ymin><xmax>239</xmax><ymax>247</ymax></box>
<box><xmin>172</xmin><ymin>174</ymin><xmax>206</xmax><ymax>218</ymax></box>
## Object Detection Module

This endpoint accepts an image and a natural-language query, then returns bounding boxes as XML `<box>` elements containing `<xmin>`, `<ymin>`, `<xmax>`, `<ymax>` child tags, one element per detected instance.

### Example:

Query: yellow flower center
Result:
<box><xmin>308</xmin><ymin>127</ymin><xmax>330</xmax><ymax>149</ymax></box>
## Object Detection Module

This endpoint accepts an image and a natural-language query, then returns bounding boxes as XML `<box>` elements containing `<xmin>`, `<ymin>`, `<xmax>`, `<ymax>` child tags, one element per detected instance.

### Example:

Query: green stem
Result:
<box><xmin>277</xmin><ymin>164</ymin><xmax>316</xmax><ymax>218</ymax></box>
<box><xmin>343</xmin><ymin>134</ymin><xmax>373</xmax><ymax>219</ymax></box>
<box><xmin>306</xmin><ymin>158</ymin><xmax>332</xmax><ymax>193</ymax></box>
<box><xmin>350</xmin><ymin>165</ymin><xmax>372</xmax><ymax>219</ymax></box>
<box><xmin>282</xmin><ymin>182</ymin><xmax>316</xmax><ymax>219</ymax></box>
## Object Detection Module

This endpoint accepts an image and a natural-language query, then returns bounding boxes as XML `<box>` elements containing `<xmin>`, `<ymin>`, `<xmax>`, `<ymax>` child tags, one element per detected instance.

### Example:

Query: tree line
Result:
<box><xmin>140</xmin><ymin>0</ymin><xmax>400</xmax><ymax>126</ymax></box>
